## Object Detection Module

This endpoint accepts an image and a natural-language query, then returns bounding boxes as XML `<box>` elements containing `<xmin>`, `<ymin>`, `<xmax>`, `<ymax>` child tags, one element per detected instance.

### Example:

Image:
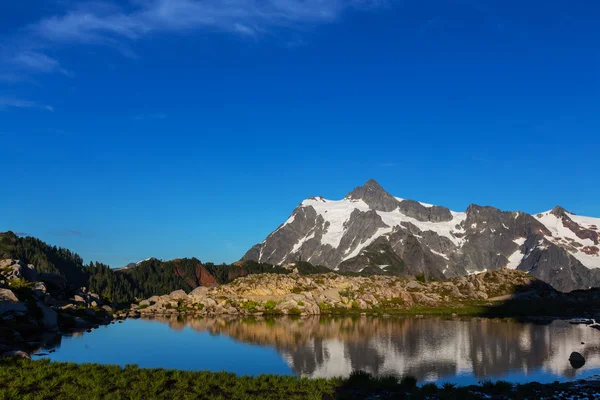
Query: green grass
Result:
<box><xmin>264</xmin><ymin>300</ymin><xmax>277</xmax><ymax>310</ymax></box>
<box><xmin>0</xmin><ymin>360</ymin><xmax>586</xmax><ymax>400</ymax></box>
<box><xmin>0</xmin><ymin>359</ymin><xmax>340</xmax><ymax>400</ymax></box>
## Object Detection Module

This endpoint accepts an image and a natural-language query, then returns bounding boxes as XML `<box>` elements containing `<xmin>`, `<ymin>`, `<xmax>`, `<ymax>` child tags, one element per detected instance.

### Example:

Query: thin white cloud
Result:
<box><xmin>0</xmin><ymin>97</ymin><xmax>54</xmax><ymax>112</ymax></box>
<box><xmin>12</xmin><ymin>51</ymin><xmax>71</xmax><ymax>76</ymax></box>
<box><xmin>29</xmin><ymin>0</ymin><xmax>385</xmax><ymax>47</ymax></box>
<box><xmin>0</xmin><ymin>0</ymin><xmax>386</xmax><ymax>106</ymax></box>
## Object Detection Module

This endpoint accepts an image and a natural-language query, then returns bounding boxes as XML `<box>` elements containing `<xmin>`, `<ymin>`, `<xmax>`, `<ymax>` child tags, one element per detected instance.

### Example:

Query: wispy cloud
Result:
<box><xmin>27</xmin><ymin>0</ymin><xmax>385</xmax><ymax>50</ymax></box>
<box><xmin>12</xmin><ymin>51</ymin><xmax>71</xmax><ymax>76</ymax></box>
<box><xmin>1</xmin><ymin>0</ymin><xmax>387</xmax><ymax>105</ymax></box>
<box><xmin>0</xmin><ymin>97</ymin><xmax>54</xmax><ymax>112</ymax></box>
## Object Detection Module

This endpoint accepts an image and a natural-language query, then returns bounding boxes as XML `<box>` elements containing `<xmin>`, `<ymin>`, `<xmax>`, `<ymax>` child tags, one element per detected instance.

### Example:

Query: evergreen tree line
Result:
<box><xmin>0</xmin><ymin>231</ymin><xmax>330</xmax><ymax>305</ymax></box>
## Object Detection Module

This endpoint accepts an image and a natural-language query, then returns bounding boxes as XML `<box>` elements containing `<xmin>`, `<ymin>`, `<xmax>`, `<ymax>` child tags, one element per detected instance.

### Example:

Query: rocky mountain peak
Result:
<box><xmin>243</xmin><ymin>181</ymin><xmax>600</xmax><ymax>293</ymax></box>
<box><xmin>550</xmin><ymin>206</ymin><xmax>571</xmax><ymax>218</ymax></box>
<box><xmin>345</xmin><ymin>179</ymin><xmax>399</xmax><ymax>212</ymax></box>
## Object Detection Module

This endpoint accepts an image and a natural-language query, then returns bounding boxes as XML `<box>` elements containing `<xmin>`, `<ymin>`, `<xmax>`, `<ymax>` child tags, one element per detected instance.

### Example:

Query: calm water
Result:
<box><xmin>34</xmin><ymin>316</ymin><xmax>600</xmax><ymax>385</ymax></box>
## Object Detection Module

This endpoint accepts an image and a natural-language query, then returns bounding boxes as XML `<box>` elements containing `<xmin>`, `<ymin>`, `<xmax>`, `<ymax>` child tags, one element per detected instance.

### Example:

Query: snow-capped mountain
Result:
<box><xmin>243</xmin><ymin>180</ymin><xmax>600</xmax><ymax>292</ymax></box>
<box><xmin>118</xmin><ymin>257</ymin><xmax>156</xmax><ymax>270</ymax></box>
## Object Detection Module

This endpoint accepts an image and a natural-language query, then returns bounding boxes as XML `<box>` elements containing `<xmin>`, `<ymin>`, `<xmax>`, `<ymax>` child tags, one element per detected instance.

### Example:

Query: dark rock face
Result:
<box><xmin>243</xmin><ymin>180</ymin><xmax>600</xmax><ymax>292</ymax></box>
<box><xmin>397</xmin><ymin>200</ymin><xmax>430</xmax><ymax>222</ymax></box>
<box><xmin>517</xmin><ymin>239</ymin><xmax>600</xmax><ymax>292</ymax></box>
<box><xmin>397</xmin><ymin>201</ymin><xmax>453</xmax><ymax>223</ymax></box>
<box><xmin>346</xmin><ymin>179</ymin><xmax>400</xmax><ymax>212</ymax></box>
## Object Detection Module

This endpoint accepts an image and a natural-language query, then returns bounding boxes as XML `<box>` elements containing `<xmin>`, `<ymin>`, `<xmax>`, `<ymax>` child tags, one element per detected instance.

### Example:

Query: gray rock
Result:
<box><xmin>0</xmin><ymin>259</ymin><xmax>37</xmax><ymax>282</ymax></box>
<box><xmin>33</xmin><ymin>282</ymin><xmax>47</xmax><ymax>298</ymax></box>
<box><xmin>345</xmin><ymin>179</ymin><xmax>400</xmax><ymax>212</ymax></box>
<box><xmin>36</xmin><ymin>301</ymin><xmax>58</xmax><ymax>331</ymax></box>
<box><xmin>201</xmin><ymin>298</ymin><xmax>217</xmax><ymax>308</ymax></box>
<box><xmin>168</xmin><ymin>290</ymin><xmax>188</xmax><ymax>300</ymax></box>
<box><xmin>38</xmin><ymin>273</ymin><xmax>67</xmax><ymax>292</ymax></box>
<box><xmin>0</xmin><ymin>288</ymin><xmax>27</xmax><ymax>317</ymax></box>
<box><xmin>101</xmin><ymin>305</ymin><xmax>113</xmax><ymax>313</ymax></box>
<box><xmin>1</xmin><ymin>350</ymin><xmax>30</xmax><ymax>359</ymax></box>
<box><xmin>569</xmin><ymin>351</ymin><xmax>585</xmax><ymax>368</ymax></box>
<box><xmin>189</xmin><ymin>286</ymin><xmax>209</xmax><ymax>299</ymax></box>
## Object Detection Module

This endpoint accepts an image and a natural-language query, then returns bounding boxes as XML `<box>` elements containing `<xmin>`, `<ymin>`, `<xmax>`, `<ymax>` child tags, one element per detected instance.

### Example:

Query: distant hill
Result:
<box><xmin>0</xmin><ymin>231</ymin><xmax>324</xmax><ymax>304</ymax></box>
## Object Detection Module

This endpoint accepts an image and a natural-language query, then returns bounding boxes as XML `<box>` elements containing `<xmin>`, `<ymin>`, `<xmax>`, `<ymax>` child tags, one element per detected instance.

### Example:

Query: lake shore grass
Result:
<box><xmin>1</xmin><ymin>359</ymin><xmax>598</xmax><ymax>399</ymax></box>
<box><xmin>310</xmin><ymin>297</ymin><xmax>599</xmax><ymax>319</ymax></box>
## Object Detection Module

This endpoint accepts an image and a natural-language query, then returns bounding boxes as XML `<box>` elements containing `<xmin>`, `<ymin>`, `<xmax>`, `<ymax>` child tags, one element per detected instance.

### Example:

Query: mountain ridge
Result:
<box><xmin>243</xmin><ymin>179</ymin><xmax>600</xmax><ymax>292</ymax></box>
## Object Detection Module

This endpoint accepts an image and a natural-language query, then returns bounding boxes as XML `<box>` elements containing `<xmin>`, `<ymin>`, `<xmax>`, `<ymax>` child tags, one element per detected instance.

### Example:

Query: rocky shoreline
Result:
<box><xmin>0</xmin><ymin>259</ymin><xmax>117</xmax><ymax>358</ymax></box>
<box><xmin>6</xmin><ymin>261</ymin><xmax>600</xmax><ymax>360</ymax></box>
<box><xmin>130</xmin><ymin>268</ymin><xmax>600</xmax><ymax>320</ymax></box>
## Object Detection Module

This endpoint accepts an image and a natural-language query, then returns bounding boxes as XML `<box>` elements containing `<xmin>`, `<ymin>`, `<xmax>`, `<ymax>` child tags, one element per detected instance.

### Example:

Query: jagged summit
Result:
<box><xmin>345</xmin><ymin>179</ymin><xmax>399</xmax><ymax>212</ymax></box>
<box><xmin>550</xmin><ymin>206</ymin><xmax>571</xmax><ymax>217</ymax></box>
<box><xmin>243</xmin><ymin>181</ymin><xmax>600</xmax><ymax>292</ymax></box>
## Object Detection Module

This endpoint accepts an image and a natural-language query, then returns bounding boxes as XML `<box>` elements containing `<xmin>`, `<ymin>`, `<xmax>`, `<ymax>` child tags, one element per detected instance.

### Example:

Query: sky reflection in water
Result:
<box><xmin>37</xmin><ymin>316</ymin><xmax>600</xmax><ymax>386</ymax></box>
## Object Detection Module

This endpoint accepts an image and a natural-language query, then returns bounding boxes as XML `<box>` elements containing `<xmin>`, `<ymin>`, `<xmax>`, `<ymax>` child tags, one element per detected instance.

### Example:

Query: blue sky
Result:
<box><xmin>1</xmin><ymin>0</ymin><xmax>598</xmax><ymax>268</ymax></box>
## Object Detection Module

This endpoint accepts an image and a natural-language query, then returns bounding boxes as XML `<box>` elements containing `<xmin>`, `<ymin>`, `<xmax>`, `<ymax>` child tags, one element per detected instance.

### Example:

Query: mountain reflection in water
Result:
<box><xmin>41</xmin><ymin>316</ymin><xmax>600</xmax><ymax>385</ymax></box>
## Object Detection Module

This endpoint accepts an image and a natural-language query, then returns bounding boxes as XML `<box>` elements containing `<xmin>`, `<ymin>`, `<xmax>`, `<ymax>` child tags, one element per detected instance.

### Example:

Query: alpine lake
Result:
<box><xmin>30</xmin><ymin>315</ymin><xmax>600</xmax><ymax>386</ymax></box>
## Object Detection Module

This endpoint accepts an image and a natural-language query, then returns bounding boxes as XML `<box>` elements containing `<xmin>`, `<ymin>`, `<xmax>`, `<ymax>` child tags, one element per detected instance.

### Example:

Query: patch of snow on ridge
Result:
<box><xmin>301</xmin><ymin>197</ymin><xmax>370</xmax><ymax>248</ymax></box>
<box><xmin>569</xmin><ymin>213</ymin><xmax>600</xmax><ymax>230</ymax></box>
<box><xmin>514</xmin><ymin>237</ymin><xmax>527</xmax><ymax>246</ymax></box>
<box><xmin>292</xmin><ymin>232</ymin><xmax>316</xmax><ymax>253</ymax></box>
<box><xmin>431</xmin><ymin>250</ymin><xmax>449</xmax><ymax>260</ymax></box>
<box><xmin>342</xmin><ymin>227</ymin><xmax>393</xmax><ymax>261</ymax></box>
<box><xmin>378</xmin><ymin>209</ymin><xmax>467</xmax><ymax>246</ymax></box>
<box><xmin>535</xmin><ymin>211</ymin><xmax>595</xmax><ymax>246</ymax></box>
<box><xmin>535</xmin><ymin>210</ymin><xmax>600</xmax><ymax>269</ymax></box>
<box><xmin>300</xmin><ymin>193</ymin><xmax>469</xmax><ymax>263</ymax></box>
<box><xmin>506</xmin><ymin>238</ymin><xmax>527</xmax><ymax>269</ymax></box>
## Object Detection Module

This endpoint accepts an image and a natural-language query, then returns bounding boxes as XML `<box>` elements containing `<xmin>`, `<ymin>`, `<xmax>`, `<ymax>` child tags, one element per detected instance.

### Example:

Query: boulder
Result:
<box><xmin>33</xmin><ymin>282</ymin><xmax>47</xmax><ymax>298</ymax></box>
<box><xmin>276</xmin><ymin>300</ymin><xmax>299</xmax><ymax>314</ymax></box>
<box><xmin>303</xmin><ymin>301</ymin><xmax>320</xmax><ymax>315</ymax></box>
<box><xmin>73</xmin><ymin>295</ymin><xmax>86</xmax><ymax>303</ymax></box>
<box><xmin>84</xmin><ymin>309</ymin><xmax>96</xmax><ymax>317</ymax></box>
<box><xmin>169</xmin><ymin>290</ymin><xmax>188</xmax><ymax>300</ymax></box>
<box><xmin>0</xmin><ymin>288</ymin><xmax>28</xmax><ymax>318</ymax></box>
<box><xmin>101</xmin><ymin>305</ymin><xmax>113</xmax><ymax>313</ymax></box>
<box><xmin>189</xmin><ymin>286</ymin><xmax>209</xmax><ymax>300</ymax></box>
<box><xmin>1</xmin><ymin>350</ymin><xmax>31</xmax><ymax>359</ymax></box>
<box><xmin>201</xmin><ymin>298</ymin><xmax>217</xmax><ymax>308</ymax></box>
<box><xmin>23</xmin><ymin>264</ymin><xmax>37</xmax><ymax>282</ymax></box>
<box><xmin>36</xmin><ymin>301</ymin><xmax>58</xmax><ymax>331</ymax></box>
<box><xmin>38</xmin><ymin>273</ymin><xmax>67</xmax><ymax>292</ymax></box>
<box><xmin>60</xmin><ymin>304</ymin><xmax>76</xmax><ymax>311</ymax></box>
<box><xmin>146</xmin><ymin>296</ymin><xmax>161</xmax><ymax>304</ymax></box>
<box><xmin>406</xmin><ymin>281</ymin><xmax>425</xmax><ymax>291</ymax></box>
<box><xmin>0</xmin><ymin>259</ymin><xmax>37</xmax><ymax>282</ymax></box>
<box><xmin>569</xmin><ymin>351</ymin><xmax>585</xmax><ymax>368</ymax></box>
